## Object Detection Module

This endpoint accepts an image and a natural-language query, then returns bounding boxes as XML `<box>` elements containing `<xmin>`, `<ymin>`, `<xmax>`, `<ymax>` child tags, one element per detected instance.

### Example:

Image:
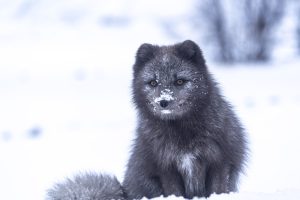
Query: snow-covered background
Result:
<box><xmin>0</xmin><ymin>0</ymin><xmax>300</xmax><ymax>199</ymax></box>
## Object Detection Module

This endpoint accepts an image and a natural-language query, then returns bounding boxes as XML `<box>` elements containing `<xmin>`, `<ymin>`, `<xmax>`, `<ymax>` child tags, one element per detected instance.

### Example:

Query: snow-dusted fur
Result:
<box><xmin>123</xmin><ymin>40</ymin><xmax>248</xmax><ymax>199</ymax></box>
<box><xmin>46</xmin><ymin>40</ymin><xmax>248</xmax><ymax>200</ymax></box>
<box><xmin>47</xmin><ymin>173</ymin><xmax>125</xmax><ymax>200</ymax></box>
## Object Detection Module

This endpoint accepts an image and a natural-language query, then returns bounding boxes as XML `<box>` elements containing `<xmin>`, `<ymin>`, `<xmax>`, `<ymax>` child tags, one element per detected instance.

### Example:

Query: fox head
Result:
<box><xmin>132</xmin><ymin>40</ymin><xmax>212</xmax><ymax>120</ymax></box>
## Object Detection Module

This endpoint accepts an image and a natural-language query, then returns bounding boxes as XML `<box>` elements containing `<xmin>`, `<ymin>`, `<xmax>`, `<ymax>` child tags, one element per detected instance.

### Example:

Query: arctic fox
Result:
<box><xmin>47</xmin><ymin>40</ymin><xmax>248</xmax><ymax>200</ymax></box>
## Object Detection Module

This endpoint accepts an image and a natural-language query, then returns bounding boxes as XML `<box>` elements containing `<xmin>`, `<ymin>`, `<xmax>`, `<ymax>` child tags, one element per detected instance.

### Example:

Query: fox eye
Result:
<box><xmin>149</xmin><ymin>80</ymin><xmax>158</xmax><ymax>87</ymax></box>
<box><xmin>175</xmin><ymin>79</ymin><xmax>185</xmax><ymax>86</ymax></box>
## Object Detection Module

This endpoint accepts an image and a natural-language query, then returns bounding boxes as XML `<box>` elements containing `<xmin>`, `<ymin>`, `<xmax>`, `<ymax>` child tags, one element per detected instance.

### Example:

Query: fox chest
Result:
<box><xmin>152</xmin><ymin>134</ymin><xmax>222</xmax><ymax>177</ymax></box>
<box><xmin>153</xmin><ymin>140</ymin><xmax>197</xmax><ymax>176</ymax></box>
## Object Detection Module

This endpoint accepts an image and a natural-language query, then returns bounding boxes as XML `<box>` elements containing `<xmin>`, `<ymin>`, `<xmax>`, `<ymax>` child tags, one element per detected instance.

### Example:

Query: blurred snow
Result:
<box><xmin>0</xmin><ymin>0</ymin><xmax>300</xmax><ymax>199</ymax></box>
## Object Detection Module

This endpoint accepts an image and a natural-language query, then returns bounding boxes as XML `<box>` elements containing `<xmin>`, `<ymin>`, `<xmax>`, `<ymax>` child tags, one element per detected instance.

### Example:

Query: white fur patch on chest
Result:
<box><xmin>180</xmin><ymin>153</ymin><xmax>196</xmax><ymax>176</ymax></box>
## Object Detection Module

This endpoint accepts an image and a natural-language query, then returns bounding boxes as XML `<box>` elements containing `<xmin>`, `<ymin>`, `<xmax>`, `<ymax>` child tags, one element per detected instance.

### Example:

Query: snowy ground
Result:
<box><xmin>1</xmin><ymin>0</ymin><xmax>300</xmax><ymax>199</ymax></box>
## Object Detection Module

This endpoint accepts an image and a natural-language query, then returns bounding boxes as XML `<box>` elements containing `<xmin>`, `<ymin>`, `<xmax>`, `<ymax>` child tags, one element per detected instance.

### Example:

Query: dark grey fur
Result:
<box><xmin>123</xmin><ymin>40</ymin><xmax>248</xmax><ymax>199</ymax></box>
<box><xmin>46</xmin><ymin>40</ymin><xmax>247</xmax><ymax>200</ymax></box>
<box><xmin>47</xmin><ymin>173</ymin><xmax>125</xmax><ymax>200</ymax></box>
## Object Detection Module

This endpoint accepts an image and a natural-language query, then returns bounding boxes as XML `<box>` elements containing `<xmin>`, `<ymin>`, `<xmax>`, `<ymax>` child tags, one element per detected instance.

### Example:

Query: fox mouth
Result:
<box><xmin>161</xmin><ymin>109</ymin><xmax>172</xmax><ymax>114</ymax></box>
<box><xmin>159</xmin><ymin>110</ymin><xmax>176</xmax><ymax>120</ymax></box>
<box><xmin>149</xmin><ymin>103</ymin><xmax>176</xmax><ymax>119</ymax></box>
<box><xmin>146</xmin><ymin>98</ymin><xmax>190</xmax><ymax>120</ymax></box>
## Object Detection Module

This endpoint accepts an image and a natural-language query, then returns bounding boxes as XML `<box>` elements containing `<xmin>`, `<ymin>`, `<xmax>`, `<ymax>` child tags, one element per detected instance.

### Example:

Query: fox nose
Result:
<box><xmin>160</xmin><ymin>100</ymin><xmax>169</xmax><ymax>108</ymax></box>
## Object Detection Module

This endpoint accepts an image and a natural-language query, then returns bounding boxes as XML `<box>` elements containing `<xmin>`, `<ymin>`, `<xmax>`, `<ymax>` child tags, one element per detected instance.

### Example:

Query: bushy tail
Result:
<box><xmin>47</xmin><ymin>173</ymin><xmax>126</xmax><ymax>200</ymax></box>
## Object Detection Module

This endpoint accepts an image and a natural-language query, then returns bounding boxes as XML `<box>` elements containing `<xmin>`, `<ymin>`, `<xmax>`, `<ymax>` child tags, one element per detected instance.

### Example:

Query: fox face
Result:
<box><xmin>133</xmin><ymin>40</ymin><xmax>210</xmax><ymax>120</ymax></box>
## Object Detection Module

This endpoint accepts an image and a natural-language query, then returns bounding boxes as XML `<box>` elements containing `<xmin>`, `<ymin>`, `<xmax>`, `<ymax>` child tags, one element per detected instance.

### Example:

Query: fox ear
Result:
<box><xmin>135</xmin><ymin>43</ymin><xmax>157</xmax><ymax>66</ymax></box>
<box><xmin>176</xmin><ymin>40</ymin><xmax>205</xmax><ymax>65</ymax></box>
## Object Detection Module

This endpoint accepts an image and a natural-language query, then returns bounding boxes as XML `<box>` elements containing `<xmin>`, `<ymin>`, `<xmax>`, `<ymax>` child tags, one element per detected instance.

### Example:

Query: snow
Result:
<box><xmin>147</xmin><ymin>190</ymin><xmax>300</xmax><ymax>200</ymax></box>
<box><xmin>1</xmin><ymin>0</ymin><xmax>300</xmax><ymax>199</ymax></box>
<box><xmin>154</xmin><ymin>89</ymin><xmax>175</xmax><ymax>103</ymax></box>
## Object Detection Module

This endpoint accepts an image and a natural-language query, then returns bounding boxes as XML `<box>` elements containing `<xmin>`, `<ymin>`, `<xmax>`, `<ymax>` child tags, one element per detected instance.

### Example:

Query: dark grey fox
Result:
<box><xmin>47</xmin><ymin>40</ymin><xmax>248</xmax><ymax>200</ymax></box>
